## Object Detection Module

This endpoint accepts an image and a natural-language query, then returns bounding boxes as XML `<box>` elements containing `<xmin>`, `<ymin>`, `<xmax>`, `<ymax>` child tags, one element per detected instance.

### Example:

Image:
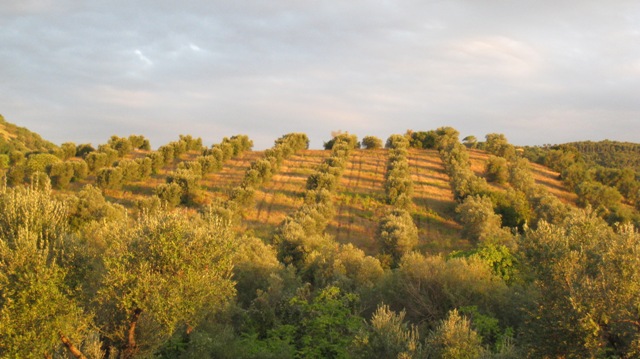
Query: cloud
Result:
<box><xmin>1</xmin><ymin>0</ymin><xmax>639</xmax><ymax>149</ymax></box>
<box><xmin>134</xmin><ymin>50</ymin><xmax>153</xmax><ymax>66</ymax></box>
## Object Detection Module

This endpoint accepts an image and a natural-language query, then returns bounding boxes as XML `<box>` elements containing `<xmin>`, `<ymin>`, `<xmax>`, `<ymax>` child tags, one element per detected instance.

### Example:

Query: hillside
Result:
<box><xmin>566</xmin><ymin>140</ymin><xmax>640</xmax><ymax>172</ymax></box>
<box><xmin>6</xmin><ymin>125</ymin><xmax>640</xmax><ymax>358</ymax></box>
<box><xmin>0</xmin><ymin>126</ymin><xmax>580</xmax><ymax>256</ymax></box>
<box><xmin>0</xmin><ymin>115</ymin><xmax>58</xmax><ymax>154</ymax></box>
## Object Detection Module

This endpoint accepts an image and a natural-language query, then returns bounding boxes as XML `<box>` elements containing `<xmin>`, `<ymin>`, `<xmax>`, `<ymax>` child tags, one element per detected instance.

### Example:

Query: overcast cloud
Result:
<box><xmin>1</xmin><ymin>0</ymin><xmax>639</xmax><ymax>149</ymax></box>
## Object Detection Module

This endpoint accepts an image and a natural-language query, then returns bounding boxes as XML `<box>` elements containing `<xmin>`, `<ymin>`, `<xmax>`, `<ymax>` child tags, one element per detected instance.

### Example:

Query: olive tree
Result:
<box><xmin>93</xmin><ymin>210</ymin><xmax>237</xmax><ymax>357</ymax></box>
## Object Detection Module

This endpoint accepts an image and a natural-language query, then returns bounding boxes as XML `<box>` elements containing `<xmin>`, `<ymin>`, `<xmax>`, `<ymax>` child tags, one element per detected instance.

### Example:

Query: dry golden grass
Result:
<box><xmin>243</xmin><ymin>149</ymin><xmax>331</xmax><ymax>239</ymax></box>
<box><xmin>467</xmin><ymin>148</ymin><xmax>577</xmax><ymax>206</ymax></box>
<box><xmin>326</xmin><ymin>149</ymin><xmax>389</xmax><ymax>255</ymax></box>
<box><xmin>407</xmin><ymin>149</ymin><xmax>468</xmax><ymax>253</ymax></box>
<box><xmin>467</xmin><ymin>149</ymin><xmax>506</xmax><ymax>192</ymax></box>
<box><xmin>529</xmin><ymin>162</ymin><xmax>578</xmax><ymax>204</ymax></box>
<box><xmin>199</xmin><ymin>151</ymin><xmax>264</xmax><ymax>203</ymax></box>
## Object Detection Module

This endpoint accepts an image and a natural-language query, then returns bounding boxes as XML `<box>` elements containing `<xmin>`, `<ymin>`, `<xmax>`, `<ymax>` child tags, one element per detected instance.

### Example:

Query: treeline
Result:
<box><xmin>568</xmin><ymin>140</ymin><xmax>640</xmax><ymax>172</ymax></box>
<box><xmin>377</xmin><ymin>134</ymin><xmax>418</xmax><ymax>266</ymax></box>
<box><xmin>523</xmin><ymin>142</ymin><xmax>640</xmax><ymax>225</ymax></box>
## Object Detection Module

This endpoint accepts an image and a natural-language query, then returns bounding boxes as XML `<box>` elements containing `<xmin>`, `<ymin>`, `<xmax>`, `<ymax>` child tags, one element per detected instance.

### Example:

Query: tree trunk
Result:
<box><xmin>122</xmin><ymin>308</ymin><xmax>142</xmax><ymax>359</ymax></box>
<box><xmin>59</xmin><ymin>332</ymin><xmax>87</xmax><ymax>359</ymax></box>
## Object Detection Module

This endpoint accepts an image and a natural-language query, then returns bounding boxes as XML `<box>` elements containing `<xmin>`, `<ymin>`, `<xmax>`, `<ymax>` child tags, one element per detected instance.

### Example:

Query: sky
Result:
<box><xmin>1</xmin><ymin>0</ymin><xmax>640</xmax><ymax>149</ymax></box>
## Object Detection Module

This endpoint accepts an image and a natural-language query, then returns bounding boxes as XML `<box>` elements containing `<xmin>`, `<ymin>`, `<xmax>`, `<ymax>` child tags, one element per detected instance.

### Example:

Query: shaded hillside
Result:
<box><xmin>567</xmin><ymin>140</ymin><xmax>640</xmax><ymax>172</ymax></box>
<box><xmin>0</xmin><ymin>115</ymin><xmax>58</xmax><ymax>154</ymax></box>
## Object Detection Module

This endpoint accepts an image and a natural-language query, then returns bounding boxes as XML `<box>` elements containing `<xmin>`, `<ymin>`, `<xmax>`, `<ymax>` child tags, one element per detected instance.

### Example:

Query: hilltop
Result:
<box><xmin>0</xmin><ymin>115</ymin><xmax>58</xmax><ymax>154</ymax></box>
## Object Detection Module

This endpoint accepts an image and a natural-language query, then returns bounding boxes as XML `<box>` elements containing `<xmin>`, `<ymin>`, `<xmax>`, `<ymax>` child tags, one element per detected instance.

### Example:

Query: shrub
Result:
<box><xmin>96</xmin><ymin>167</ymin><xmax>124</xmax><ymax>190</ymax></box>
<box><xmin>361</xmin><ymin>136</ymin><xmax>383</xmax><ymax>149</ymax></box>
<box><xmin>377</xmin><ymin>209</ymin><xmax>418</xmax><ymax>265</ymax></box>
<box><xmin>155</xmin><ymin>182</ymin><xmax>182</xmax><ymax>208</ymax></box>
<box><xmin>485</xmin><ymin>156</ymin><xmax>508</xmax><ymax>184</ymax></box>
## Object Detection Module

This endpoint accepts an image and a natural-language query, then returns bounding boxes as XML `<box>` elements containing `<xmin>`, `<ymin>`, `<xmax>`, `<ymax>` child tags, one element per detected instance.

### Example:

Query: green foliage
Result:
<box><xmin>323</xmin><ymin>133</ymin><xmax>358</xmax><ymax>150</ymax></box>
<box><xmin>462</xmin><ymin>135</ymin><xmax>478</xmax><ymax>148</ymax></box>
<box><xmin>128</xmin><ymin>134</ymin><xmax>151</xmax><ymax>150</ymax></box>
<box><xmin>385</xmin><ymin>134</ymin><xmax>410</xmax><ymax>150</ymax></box>
<box><xmin>94</xmin><ymin>210</ymin><xmax>237</xmax><ymax>356</ymax></box>
<box><xmin>456</xmin><ymin>195</ymin><xmax>510</xmax><ymax>243</ymax></box>
<box><xmin>520</xmin><ymin>210</ymin><xmax>640</xmax><ymax>357</ymax></box>
<box><xmin>407</xmin><ymin>130</ymin><xmax>438</xmax><ymax>149</ymax></box>
<box><xmin>485</xmin><ymin>155</ymin><xmax>508</xmax><ymax>184</ymax></box>
<box><xmin>76</xmin><ymin>143</ymin><xmax>95</xmax><ymax>158</ymax></box>
<box><xmin>0</xmin><ymin>184</ymin><xmax>91</xmax><ymax>357</ymax></box>
<box><xmin>85</xmin><ymin>151</ymin><xmax>109</xmax><ymax>173</ymax></box>
<box><xmin>493</xmin><ymin>189</ymin><xmax>531</xmax><ymax>232</ymax></box>
<box><xmin>384</xmin><ymin>135</ymin><xmax>414</xmax><ymax>209</ymax></box>
<box><xmin>60</xmin><ymin>142</ymin><xmax>77</xmax><ymax>160</ymax></box>
<box><xmin>361</xmin><ymin>135</ymin><xmax>383</xmax><ymax>149</ymax></box>
<box><xmin>48</xmin><ymin>161</ymin><xmax>75</xmax><ymax>189</ymax></box>
<box><xmin>156</xmin><ymin>182</ymin><xmax>183</xmax><ymax>208</ymax></box>
<box><xmin>425</xmin><ymin>309</ymin><xmax>484</xmax><ymax>359</ymax></box>
<box><xmin>508</xmin><ymin>157</ymin><xmax>536</xmax><ymax>192</ymax></box>
<box><xmin>484</xmin><ymin>133</ymin><xmax>515</xmax><ymax>160</ymax></box>
<box><xmin>377</xmin><ymin>209</ymin><xmax>418</xmax><ymax>265</ymax></box>
<box><xmin>289</xmin><ymin>286</ymin><xmax>363</xmax><ymax>358</ymax></box>
<box><xmin>449</xmin><ymin>244</ymin><xmax>520</xmax><ymax>285</ymax></box>
<box><xmin>0</xmin><ymin>154</ymin><xmax>8</xmax><ymax>169</ymax></box>
<box><xmin>386</xmin><ymin>252</ymin><xmax>509</xmax><ymax>328</ymax></box>
<box><xmin>566</xmin><ymin>139</ymin><xmax>640</xmax><ymax>172</ymax></box>
<box><xmin>353</xmin><ymin>304</ymin><xmax>422</xmax><ymax>358</ymax></box>
<box><xmin>167</xmin><ymin>168</ymin><xmax>202</xmax><ymax>205</ymax></box>
<box><xmin>68</xmin><ymin>185</ymin><xmax>126</xmax><ymax>229</ymax></box>
<box><xmin>25</xmin><ymin>153</ymin><xmax>60</xmax><ymax>175</ymax></box>
<box><xmin>96</xmin><ymin>167</ymin><xmax>124</xmax><ymax>190</ymax></box>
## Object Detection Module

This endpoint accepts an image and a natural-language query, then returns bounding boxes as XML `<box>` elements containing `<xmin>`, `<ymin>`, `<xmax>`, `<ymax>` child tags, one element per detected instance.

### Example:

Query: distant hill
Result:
<box><xmin>565</xmin><ymin>140</ymin><xmax>640</xmax><ymax>172</ymax></box>
<box><xmin>0</xmin><ymin>114</ymin><xmax>58</xmax><ymax>154</ymax></box>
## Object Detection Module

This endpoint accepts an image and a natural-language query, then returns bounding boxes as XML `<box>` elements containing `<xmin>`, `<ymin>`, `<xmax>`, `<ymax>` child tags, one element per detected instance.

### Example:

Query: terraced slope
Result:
<box><xmin>407</xmin><ymin>149</ymin><xmax>466</xmax><ymax>253</ymax></box>
<box><xmin>326</xmin><ymin>149</ymin><xmax>388</xmax><ymax>254</ymax></box>
<box><xmin>200</xmin><ymin>150</ymin><xmax>264</xmax><ymax>202</ymax></box>
<box><xmin>244</xmin><ymin>149</ymin><xmax>331</xmax><ymax>238</ymax></box>
<box><xmin>22</xmin><ymin>141</ymin><xmax>577</xmax><ymax>255</ymax></box>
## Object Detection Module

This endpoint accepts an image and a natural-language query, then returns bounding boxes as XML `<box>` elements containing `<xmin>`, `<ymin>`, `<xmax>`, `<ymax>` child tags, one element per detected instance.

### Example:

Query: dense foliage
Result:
<box><xmin>2</xmin><ymin>116</ymin><xmax>640</xmax><ymax>358</ymax></box>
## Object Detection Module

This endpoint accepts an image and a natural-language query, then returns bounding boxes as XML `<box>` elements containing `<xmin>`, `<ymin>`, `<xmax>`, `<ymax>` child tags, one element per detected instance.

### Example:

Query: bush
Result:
<box><xmin>377</xmin><ymin>209</ymin><xmax>418</xmax><ymax>265</ymax></box>
<box><xmin>48</xmin><ymin>162</ymin><xmax>75</xmax><ymax>189</ymax></box>
<box><xmin>96</xmin><ymin>167</ymin><xmax>124</xmax><ymax>190</ymax></box>
<box><xmin>361</xmin><ymin>136</ymin><xmax>383</xmax><ymax>150</ymax></box>
<box><xmin>85</xmin><ymin>151</ymin><xmax>108</xmax><ymax>173</ymax></box>
<box><xmin>456</xmin><ymin>195</ymin><xmax>509</xmax><ymax>243</ymax></box>
<box><xmin>155</xmin><ymin>182</ymin><xmax>182</xmax><ymax>208</ymax></box>
<box><xmin>485</xmin><ymin>156</ymin><xmax>508</xmax><ymax>184</ymax></box>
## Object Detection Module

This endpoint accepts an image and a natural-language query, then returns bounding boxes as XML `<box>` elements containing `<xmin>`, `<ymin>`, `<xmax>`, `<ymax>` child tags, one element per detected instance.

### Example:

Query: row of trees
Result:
<box><xmin>377</xmin><ymin>135</ymin><xmax>418</xmax><ymax>266</ymax></box>
<box><xmin>276</xmin><ymin>133</ymin><xmax>358</xmax><ymax>272</ymax></box>
<box><xmin>155</xmin><ymin>135</ymin><xmax>253</xmax><ymax>207</ymax></box>
<box><xmin>227</xmin><ymin>133</ymin><xmax>309</xmax><ymax>209</ymax></box>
